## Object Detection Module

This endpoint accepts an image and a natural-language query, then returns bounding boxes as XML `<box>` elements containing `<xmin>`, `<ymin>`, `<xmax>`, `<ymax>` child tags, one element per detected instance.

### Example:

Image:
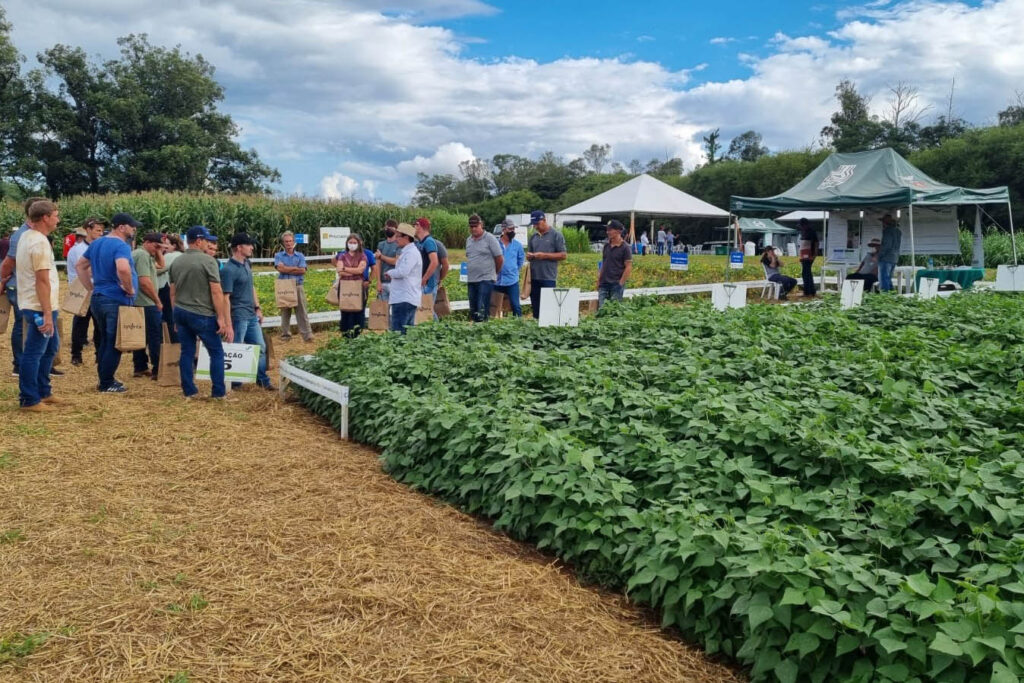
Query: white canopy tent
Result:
<box><xmin>558</xmin><ymin>173</ymin><xmax>729</xmax><ymax>242</ymax></box>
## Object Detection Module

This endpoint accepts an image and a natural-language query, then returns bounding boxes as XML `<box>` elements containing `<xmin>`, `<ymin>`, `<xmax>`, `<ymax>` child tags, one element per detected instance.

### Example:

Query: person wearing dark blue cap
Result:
<box><xmin>525</xmin><ymin>210</ymin><xmax>566</xmax><ymax>318</ymax></box>
<box><xmin>76</xmin><ymin>212</ymin><xmax>142</xmax><ymax>393</ymax></box>
<box><xmin>169</xmin><ymin>226</ymin><xmax>232</xmax><ymax>399</ymax></box>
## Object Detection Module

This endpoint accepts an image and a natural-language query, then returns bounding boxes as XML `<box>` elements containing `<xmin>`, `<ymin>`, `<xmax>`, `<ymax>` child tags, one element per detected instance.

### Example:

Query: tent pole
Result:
<box><xmin>1008</xmin><ymin>199</ymin><xmax>1018</xmax><ymax>265</ymax></box>
<box><xmin>909</xmin><ymin>204</ymin><xmax>916</xmax><ymax>268</ymax></box>
<box><xmin>974</xmin><ymin>206</ymin><xmax>984</xmax><ymax>268</ymax></box>
<box><xmin>821</xmin><ymin>210</ymin><xmax>827</xmax><ymax>291</ymax></box>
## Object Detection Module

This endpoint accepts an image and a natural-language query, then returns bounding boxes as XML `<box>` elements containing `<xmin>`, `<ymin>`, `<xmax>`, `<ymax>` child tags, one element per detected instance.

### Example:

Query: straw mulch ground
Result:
<box><xmin>0</xmin><ymin>325</ymin><xmax>743</xmax><ymax>682</ymax></box>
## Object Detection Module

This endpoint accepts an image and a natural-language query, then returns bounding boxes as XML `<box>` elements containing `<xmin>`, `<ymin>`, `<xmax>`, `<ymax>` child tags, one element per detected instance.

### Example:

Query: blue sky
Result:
<box><xmin>4</xmin><ymin>0</ymin><xmax>1016</xmax><ymax>203</ymax></box>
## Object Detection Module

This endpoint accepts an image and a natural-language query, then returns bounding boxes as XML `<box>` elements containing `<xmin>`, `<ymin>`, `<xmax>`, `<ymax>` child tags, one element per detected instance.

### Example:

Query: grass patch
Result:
<box><xmin>0</xmin><ymin>452</ymin><xmax>15</xmax><ymax>469</ymax></box>
<box><xmin>0</xmin><ymin>529</ymin><xmax>24</xmax><ymax>544</ymax></box>
<box><xmin>165</xmin><ymin>673</ymin><xmax>191</xmax><ymax>683</ymax></box>
<box><xmin>162</xmin><ymin>593</ymin><xmax>208</xmax><ymax>614</ymax></box>
<box><xmin>0</xmin><ymin>632</ymin><xmax>50</xmax><ymax>664</ymax></box>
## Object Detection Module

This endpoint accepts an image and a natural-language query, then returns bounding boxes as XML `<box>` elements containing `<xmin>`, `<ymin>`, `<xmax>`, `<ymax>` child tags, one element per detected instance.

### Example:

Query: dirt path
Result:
<box><xmin>0</xmin><ymin>327</ymin><xmax>741</xmax><ymax>682</ymax></box>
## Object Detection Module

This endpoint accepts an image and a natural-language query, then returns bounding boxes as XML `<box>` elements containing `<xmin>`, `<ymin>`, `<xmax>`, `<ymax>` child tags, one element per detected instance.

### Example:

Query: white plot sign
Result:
<box><xmin>538</xmin><ymin>287</ymin><xmax>580</xmax><ymax>327</ymax></box>
<box><xmin>995</xmin><ymin>265</ymin><xmax>1024</xmax><ymax>292</ymax></box>
<box><xmin>840</xmin><ymin>279</ymin><xmax>864</xmax><ymax>309</ymax></box>
<box><xmin>197</xmin><ymin>342</ymin><xmax>260</xmax><ymax>384</ymax></box>
<box><xmin>319</xmin><ymin>226</ymin><xmax>352</xmax><ymax>251</ymax></box>
<box><xmin>918</xmin><ymin>277</ymin><xmax>940</xmax><ymax>300</ymax></box>
<box><xmin>711</xmin><ymin>283</ymin><xmax>746</xmax><ymax>311</ymax></box>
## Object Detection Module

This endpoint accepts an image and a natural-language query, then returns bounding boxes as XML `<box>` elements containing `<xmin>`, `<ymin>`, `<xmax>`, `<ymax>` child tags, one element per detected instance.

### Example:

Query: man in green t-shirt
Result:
<box><xmin>131</xmin><ymin>233</ymin><xmax>165</xmax><ymax>379</ymax></box>
<box><xmin>169</xmin><ymin>226</ymin><xmax>231</xmax><ymax>399</ymax></box>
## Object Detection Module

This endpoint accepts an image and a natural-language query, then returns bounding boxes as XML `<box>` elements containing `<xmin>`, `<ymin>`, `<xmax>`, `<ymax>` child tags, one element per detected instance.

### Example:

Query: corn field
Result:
<box><xmin>1</xmin><ymin>192</ymin><xmax>471</xmax><ymax>257</ymax></box>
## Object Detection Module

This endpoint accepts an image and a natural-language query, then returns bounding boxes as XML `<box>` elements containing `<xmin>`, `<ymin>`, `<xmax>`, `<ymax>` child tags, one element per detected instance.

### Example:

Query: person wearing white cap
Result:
<box><xmin>387</xmin><ymin>223</ymin><xmax>423</xmax><ymax>334</ymax></box>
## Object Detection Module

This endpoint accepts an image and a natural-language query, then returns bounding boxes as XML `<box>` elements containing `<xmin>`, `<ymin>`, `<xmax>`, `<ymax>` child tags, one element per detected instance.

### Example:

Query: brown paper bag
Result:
<box><xmin>264</xmin><ymin>331</ymin><xmax>277</xmax><ymax>370</ymax></box>
<box><xmin>414</xmin><ymin>293</ymin><xmax>434</xmax><ymax>325</ymax></box>
<box><xmin>0</xmin><ymin>292</ymin><xmax>10</xmax><ymax>333</ymax></box>
<box><xmin>520</xmin><ymin>263</ymin><xmax>531</xmax><ymax>299</ymax></box>
<box><xmin>157</xmin><ymin>324</ymin><xmax>181</xmax><ymax>387</ymax></box>
<box><xmin>338</xmin><ymin>279</ymin><xmax>363</xmax><ymax>312</ymax></box>
<box><xmin>274</xmin><ymin>278</ymin><xmax>298</xmax><ymax>308</ymax></box>
<box><xmin>326</xmin><ymin>279</ymin><xmax>340</xmax><ymax>306</ymax></box>
<box><xmin>61</xmin><ymin>278</ymin><xmax>92</xmax><ymax>317</ymax></box>
<box><xmin>434</xmin><ymin>285</ymin><xmax>451</xmax><ymax>318</ymax></box>
<box><xmin>489</xmin><ymin>291</ymin><xmax>511</xmax><ymax>319</ymax></box>
<box><xmin>115</xmin><ymin>306</ymin><xmax>146</xmax><ymax>351</ymax></box>
<box><xmin>369</xmin><ymin>298</ymin><xmax>389</xmax><ymax>330</ymax></box>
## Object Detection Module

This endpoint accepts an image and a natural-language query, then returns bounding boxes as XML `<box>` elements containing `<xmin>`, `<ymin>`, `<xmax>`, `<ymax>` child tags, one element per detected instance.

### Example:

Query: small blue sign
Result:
<box><xmin>294</xmin><ymin>233</ymin><xmax>309</xmax><ymax>244</ymax></box>
<box><xmin>670</xmin><ymin>252</ymin><xmax>689</xmax><ymax>271</ymax></box>
<box><xmin>730</xmin><ymin>250</ymin><xmax>745</xmax><ymax>269</ymax></box>
<box><xmin>459</xmin><ymin>262</ymin><xmax>468</xmax><ymax>283</ymax></box>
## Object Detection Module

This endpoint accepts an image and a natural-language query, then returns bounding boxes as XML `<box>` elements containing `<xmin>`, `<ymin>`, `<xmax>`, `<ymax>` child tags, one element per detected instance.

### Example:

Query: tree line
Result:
<box><xmin>415</xmin><ymin>80</ymin><xmax>1024</xmax><ymax>228</ymax></box>
<box><xmin>0</xmin><ymin>8</ymin><xmax>279</xmax><ymax>200</ymax></box>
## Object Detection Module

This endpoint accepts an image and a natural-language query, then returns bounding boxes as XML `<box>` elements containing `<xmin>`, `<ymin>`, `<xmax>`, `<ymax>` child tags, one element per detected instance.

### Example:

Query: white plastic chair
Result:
<box><xmin>761</xmin><ymin>263</ymin><xmax>782</xmax><ymax>300</ymax></box>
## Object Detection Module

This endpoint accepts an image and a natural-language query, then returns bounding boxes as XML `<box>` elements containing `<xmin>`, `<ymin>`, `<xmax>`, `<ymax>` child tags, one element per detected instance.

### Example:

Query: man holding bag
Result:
<box><xmin>76</xmin><ymin>212</ymin><xmax>140</xmax><ymax>393</ymax></box>
<box><xmin>274</xmin><ymin>231</ymin><xmax>313</xmax><ymax>342</ymax></box>
<box><xmin>169</xmin><ymin>226</ymin><xmax>231</xmax><ymax>399</ymax></box>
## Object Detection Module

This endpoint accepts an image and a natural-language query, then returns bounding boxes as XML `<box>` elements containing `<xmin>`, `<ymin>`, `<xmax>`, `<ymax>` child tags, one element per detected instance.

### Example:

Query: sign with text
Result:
<box><xmin>197</xmin><ymin>342</ymin><xmax>260</xmax><ymax>384</ymax></box>
<box><xmin>459</xmin><ymin>262</ymin><xmax>468</xmax><ymax>283</ymax></box>
<box><xmin>729</xmin><ymin>251</ymin><xmax>745</xmax><ymax>270</ymax></box>
<box><xmin>319</xmin><ymin>227</ymin><xmax>352</xmax><ymax>251</ymax></box>
<box><xmin>294</xmin><ymin>233</ymin><xmax>310</xmax><ymax>245</ymax></box>
<box><xmin>670</xmin><ymin>252</ymin><xmax>689</xmax><ymax>271</ymax></box>
<box><xmin>840</xmin><ymin>278</ymin><xmax>864</xmax><ymax>309</ymax></box>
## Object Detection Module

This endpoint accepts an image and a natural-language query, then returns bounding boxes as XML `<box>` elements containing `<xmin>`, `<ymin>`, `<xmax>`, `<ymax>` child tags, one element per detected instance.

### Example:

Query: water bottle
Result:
<box><xmin>33</xmin><ymin>313</ymin><xmax>52</xmax><ymax>338</ymax></box>
<box><xmin>927</xmin><ymin>257</ymin><xmax>934</xmax><ymax>269</ymax></box>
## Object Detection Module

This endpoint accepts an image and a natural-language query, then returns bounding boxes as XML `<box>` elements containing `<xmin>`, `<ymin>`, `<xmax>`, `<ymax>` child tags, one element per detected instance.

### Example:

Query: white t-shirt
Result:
<box><xmin>15</xmin><ymin>229</ymin><xmax>59</xmax><ymax>312</ymax></box>
<box><xmin>66</xmin><ymin>240</ymin><xmax>88</xmax><ymax>283</ymax></box>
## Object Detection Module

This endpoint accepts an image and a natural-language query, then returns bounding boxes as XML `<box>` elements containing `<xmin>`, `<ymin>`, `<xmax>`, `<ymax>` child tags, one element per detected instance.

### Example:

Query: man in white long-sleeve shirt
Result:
<box><xmin>387</xmin><ymin>223</ymin><xmax>423</xmax><ymax>334</ymax></box>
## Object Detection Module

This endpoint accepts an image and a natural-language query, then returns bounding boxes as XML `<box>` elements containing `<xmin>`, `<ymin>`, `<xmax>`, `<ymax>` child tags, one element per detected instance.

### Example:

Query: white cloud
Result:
<box><xmin>637</xmin><ymin>35</ymin><xmax>655</xmax><ymax>42</ymax></box>
<box><xmin>396</xmin><ymin>142</ymin><xmax>477</xmax><ymax>176</ymax></box>
<box><xmin>709</xmin><ymin>37</ymin><xmax>736</xmax><ymax>45</ymax></box>
<box><xmin>4</xmin><ymin>0</ymin><xmax>1024</xmax><ymax>200</ymax></box>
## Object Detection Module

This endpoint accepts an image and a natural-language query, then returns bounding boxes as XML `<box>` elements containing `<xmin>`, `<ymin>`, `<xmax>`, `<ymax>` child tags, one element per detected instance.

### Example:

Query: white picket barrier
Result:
<box><xmin>278</xmin><ymin>357</ymin><xmax>350</xmax><ymax>439</ymax></box>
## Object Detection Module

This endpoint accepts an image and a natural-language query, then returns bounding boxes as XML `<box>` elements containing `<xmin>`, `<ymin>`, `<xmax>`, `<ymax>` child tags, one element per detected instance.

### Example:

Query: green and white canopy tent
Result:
<box><xmin>730</xmin><ymin>148</ymin><xmax>1013</xmax><ymax>267</ymax></box>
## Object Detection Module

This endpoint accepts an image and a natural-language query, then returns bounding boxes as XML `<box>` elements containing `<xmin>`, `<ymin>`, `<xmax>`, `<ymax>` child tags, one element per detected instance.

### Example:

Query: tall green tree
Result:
<box><xmin>702</xmin><ymin>128</ymin><xmax>722</xmax><ymax>164</ymax></box>
<box><xmin>820</xmin><ymin>80</ymin><xmax>884</xmax><ymax>152</ymax></box>
<box><xmin>726</xmin><ymin>130</ymin><xmax>768</xmax><ymax>162</ymax></box>
<box><xmin>0</xmin><ymin>8</ymin><xmax>40</xmax><ymax>198</ymax></box>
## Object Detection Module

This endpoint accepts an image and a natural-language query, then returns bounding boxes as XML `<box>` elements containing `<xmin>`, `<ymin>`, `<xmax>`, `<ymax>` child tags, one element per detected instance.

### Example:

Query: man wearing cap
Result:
<box><xmin>67</xmin><ymin>218</ymin><xmax>105</xmax><ymax>365</ymax></box>
<box><xmin>847</xmin><ymin>238</ymin><xmax>881</xmax><ymax>292</ymax></box>
<box><xmin>494</xmin><ymin>219</ymin><xmax>525</xmax><ymax>317</ymax></box>
<box><xmin>131</xmin><ymin>233</ymin><xmax>166</xmax><ymax>379</ymax></box>
<box><xmin>798</xmin><ymin>218</ymin><xmax>819</xmax><ymax>297</ymax></box>
<box><xmin>525</xmin><ymin>210</ymin><xmax>567</xmax><ymax>319</ymax></box>
<box><xmin>274</xmin><ymin>231</ymin><xmax>313</xmax><ymax>342</ymax></box>
<box><xmin>170</xmin><ymin>226</ymin><xmax>231</xmax><ymax>399</ymax></box>
<box><xmin>878</xmin><ymin>213</ymin><xmax>902</xmax><ymax>292</ymax></box>
<box><xmin>596</xmin><ymin>220</ymin><xmax>632</xmax><ymax>309</ymax></box>
<box><xmin>1</xmin><ymin>197</ymin><xmax>48</xmax><ymax>377</ymax></box>
<box><xmin>374</xmin><ymin>219</ymin><xmax>400</xmax><ymax>301</ymax></box>
<box><xmin>76</xmin><ymin>212</ymin><xmax>141</xmax><ymax>393</ymax></box>
<box><xmin>222</xmin><ymin>232</ymin><xmax>272</xmax><ymax>390</ymax></box>
<box><xmin>15</xmin><ymin>200</ymin><xmax>61</xmax><ymax>411</ymax></box>
<box><xmin>387</xmin><ymin>223</ymin><xmax>423</xmax><ymax>334</ymax></box>
<box><xmin>465</xmin><ymin>214</ymin><xmax>503</xmax><ymax>322</ymax></box>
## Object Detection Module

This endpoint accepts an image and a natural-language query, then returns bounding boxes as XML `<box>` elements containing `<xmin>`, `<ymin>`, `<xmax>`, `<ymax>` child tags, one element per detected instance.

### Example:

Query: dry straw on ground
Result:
<box><xmin>0</xmin><ymin>322</ymin><xmax>742</xmax><ymax>682</ymax></box>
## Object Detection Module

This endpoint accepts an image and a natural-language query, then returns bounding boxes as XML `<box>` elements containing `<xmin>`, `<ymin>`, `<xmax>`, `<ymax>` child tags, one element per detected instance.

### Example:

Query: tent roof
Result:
<box><xmin>560</xmin><ymin>173</ymin><xmax>729</xmax><ymax>218</ymax></box>
<box><xmin>731</xmin><ymin>217</ymin><xmax>799</xmax><ymax>235</ymax></box>
<box><xmin>776</xmin><ymin>210</ymin><xmax>829</xmax><ymax>222</ymax></box>
<box><xmin>730</xmin><ymin>148</ymin><xmax>1009</xmax><ymax>212</ymax></box>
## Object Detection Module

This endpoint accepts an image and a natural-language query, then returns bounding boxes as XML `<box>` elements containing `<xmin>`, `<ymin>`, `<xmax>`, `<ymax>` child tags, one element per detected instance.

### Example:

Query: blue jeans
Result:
<box><xmin>493</xmin><ymin>282</ymin><xmax>522</xmax><ymax>317</ymax></box>
<box><xmin>174</xmin><ymin>307</ymin><xmax>226</xmax><ymax>398</ymax></box>
<box><xmin>232</xmin><ymin>316</ymin><xmax>270</xmax><ymax>387</ymax></box>
<box><xmin>132</xmin><ymin>305</ymin><xmax>163</xmax><ymax>374</ymax></box>
<box><xmin>7</xmin><ymin>288</ymin><xmax>22</xmax><ymax>372</ymax></box>
<box><xmin>18</xmin><ymin>310</ymin><xmax>58</xmax><ymax>406</ymax></box>
<box><xmin>879</xmin><ymin>260</ymin><xmax>896</xmax><ymax>292</ymax></box>
<box><xmin>389</xmin><ymin>302</ymin><xmax>417</xmax><ymax>334</ymax></box>
<box><xmin>529</xmin><ymin>279</ymin><xmax>556</xmax><ymax>319</ymax></box>
<box><xmin>597</xmin><ymin>282</ymin><xmax>624</xmax><ymax>309</ymax></box>
<box><xmin>158</xmin><ymin>284</ymin><xmax>178</xmax><ymax>342</ymax></box>
<box><xmin>91</xmin><ymin>293</ymin><xmax>126</xmax><ymax>389</ymax></box>
<box><xmin>467</xmin><ymin>281</ymin><xmax>494</xmax><ymax>322</ymax></box>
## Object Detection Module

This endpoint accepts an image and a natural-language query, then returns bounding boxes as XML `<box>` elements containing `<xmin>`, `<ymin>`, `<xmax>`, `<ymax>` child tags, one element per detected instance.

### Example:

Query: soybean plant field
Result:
<box><xmin>295</xmin><ymin>293</ymin><xmax>1024</xmax><ymax>682</ymax></box>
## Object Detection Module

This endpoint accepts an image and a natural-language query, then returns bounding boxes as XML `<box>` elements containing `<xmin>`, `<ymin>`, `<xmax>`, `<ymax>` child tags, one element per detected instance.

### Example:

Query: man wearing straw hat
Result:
<box><xmin>387</xmin><ymin>223</ymin><xmax>422</xmax><ymax>334</ymax></box>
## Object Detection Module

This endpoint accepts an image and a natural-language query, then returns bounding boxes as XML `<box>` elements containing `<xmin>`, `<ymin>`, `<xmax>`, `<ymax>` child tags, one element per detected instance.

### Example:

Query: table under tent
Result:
<box><xmin>730</xmin><ymin>148</ymin><xmax>1012</xmax><ymax>292</ymax></box>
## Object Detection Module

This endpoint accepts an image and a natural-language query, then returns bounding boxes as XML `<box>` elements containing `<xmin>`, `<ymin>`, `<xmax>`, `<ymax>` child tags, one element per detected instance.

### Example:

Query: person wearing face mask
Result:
<box><xmin>374</xmin><ymin>220</ymin><xmax>400</xmax><ymax>302</ymax></box>
<box><xmin>493</xmin><ymin>219</ymin><xmax>525</xmax><ymax>317</ymax></box>
<box><xmin>75</xmin><ymin>212</ymin><xmax>141</xmax><ymax>393</ymax></box>
<box><xmin>847</xmin><ymin>238</ymin><xmax>881</xmax><ymax>292</ymax></box>
<box><xmin>333</xmin><ymin>234</ymin><xmax>368</xmax><ymax>336</ymax></box>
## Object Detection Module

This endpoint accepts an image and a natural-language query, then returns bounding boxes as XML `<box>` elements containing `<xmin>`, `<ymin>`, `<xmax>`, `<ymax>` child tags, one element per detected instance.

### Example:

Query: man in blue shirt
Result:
<box><xmin>76</xmin><ymin>212</ymin><xmax>141</xmax><ymax>393</ymax></box>
<box><xmin>274</xmin><ymin>231</ymin><xmax>313</xmax><ymax>342</ymax></box>
<box><xmin>0</xmin><ymin>197</ymin><xmax>48</xmax><ymax>376</ymax></box>
<box><xmin>493</xmin><ymin>219</ymin><xmax>526</xmax><ymax>317</ymax></box>
<box><xmin>414</xmin><ymin>217</ymin><xmax>440</xmax><ymax>297</ymax></box>
<box><xmin>222</xmin><ymin>232</ymin><xmax>272</xmax><ymax>390</ymax></box>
